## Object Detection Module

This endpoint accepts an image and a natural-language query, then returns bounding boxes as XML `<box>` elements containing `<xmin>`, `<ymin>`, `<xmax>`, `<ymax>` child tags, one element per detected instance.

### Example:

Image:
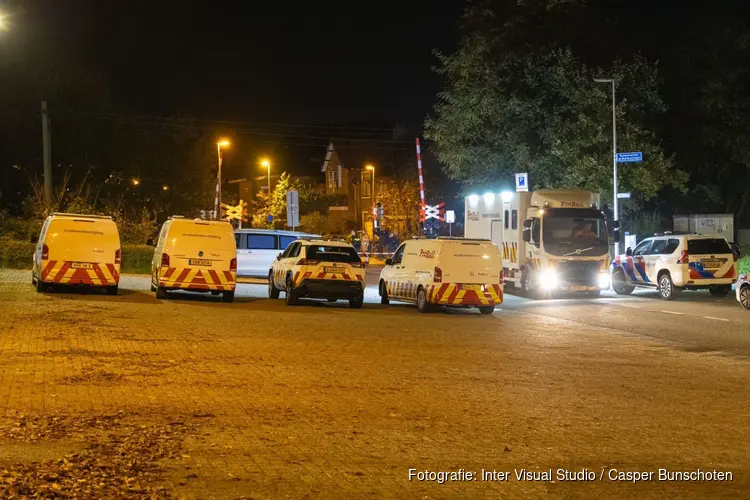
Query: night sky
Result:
<box><xmin>30</xmin><ymin>0</ymin><xmax>463</xmax><ymax>127</ymax></box>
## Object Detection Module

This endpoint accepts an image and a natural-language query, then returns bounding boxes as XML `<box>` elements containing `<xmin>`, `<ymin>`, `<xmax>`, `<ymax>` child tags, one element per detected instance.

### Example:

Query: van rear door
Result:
<box><xmin>440</xmin><ymin>241</ymin><xmax>502</xmax><ymax>284</ymax></box>
<box><xmin>46</xmin><ymin>218</ymin><xmax>120</xmax><ymax>264</ymax></box>
<box><xmin>170</xmin><ymin>221</ymin><xmax>236</xmax><ymax>272</ymax></box>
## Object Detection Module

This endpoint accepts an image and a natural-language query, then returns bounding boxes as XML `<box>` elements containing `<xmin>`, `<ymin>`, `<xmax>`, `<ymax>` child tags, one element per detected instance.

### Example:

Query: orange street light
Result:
<box><xmin>260</xmin><ymin>158</ymin><xmax>271</xmax><ymax>192</ymax></box>
<box><xmin>131</xmin><ymin>178</ymin><xmax>140</xmax><ymax>186</ymax></box>
<box><xmin>162</xmin><ymin>185</ymin><xmax>169</xmax><ymax>191</ymax></box>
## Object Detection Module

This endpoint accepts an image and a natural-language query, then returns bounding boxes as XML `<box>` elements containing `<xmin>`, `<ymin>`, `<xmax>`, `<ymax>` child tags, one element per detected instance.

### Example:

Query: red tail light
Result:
<box><xmin>160</xmin><ymin>252</ymin><xmax>170</xmax><ymax>267</ymax></box>
<box><xmin>41</xmin><ymin>244</ymin><xmax>49</xmax><ymax>260</ymax></box>
<box><xmin>230</xmin><ymin>258</ymin><xmax>237</xmax><ymax>271</ymax></box>
<box><xmin>678</xmin><ymin>250</ymin><xmax>689</xmax><ymax>264</ymax></box>
<box><xmin>434</xmin><ymin>266</ymin><xmax>442</xmax><ymax>283</ymax></box>
<box><xmin>114</xmin><ymin>248</ymin><xmax>121</xmax><ymax>264</ymax></box>
<box><xmin>350</xmin><ymin>261</ymin><xmax>365</xmax><ymax>268</ymax></box>
<box><xmin>297</xmin><ymin>259</ymin><xmax>320</xmax><ymax>265</ymax></box>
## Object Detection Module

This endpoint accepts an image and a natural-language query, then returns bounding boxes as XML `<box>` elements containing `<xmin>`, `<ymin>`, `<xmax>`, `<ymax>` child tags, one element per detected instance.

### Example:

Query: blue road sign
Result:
<box><xmin>616</xmin><ymin>152</ymin><xmax>642</xmax><ymax>163</ymax></box>
<box><xmin>267</xmin><ymin>215</ymin><xmax>273</xmax><ymax>222</ymax></box>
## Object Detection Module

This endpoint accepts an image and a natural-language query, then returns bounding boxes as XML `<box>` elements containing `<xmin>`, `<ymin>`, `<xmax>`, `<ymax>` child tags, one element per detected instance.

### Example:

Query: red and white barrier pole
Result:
<box><xmin>415</xmin><ymin>138</ymin><xmax>426</xmax><ymax>209</ymax></box>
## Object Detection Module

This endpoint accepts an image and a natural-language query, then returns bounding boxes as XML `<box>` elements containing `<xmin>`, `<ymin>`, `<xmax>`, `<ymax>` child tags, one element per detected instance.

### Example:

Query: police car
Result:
<box><xmin>611</xmin><ymin>232</ymin><xmax>737</xmax><ymax>300</ymax></box>
<box><xmin>268</xmin><ymin>239</ymin><xmax>366</xmax><ymax>308</ymax></box>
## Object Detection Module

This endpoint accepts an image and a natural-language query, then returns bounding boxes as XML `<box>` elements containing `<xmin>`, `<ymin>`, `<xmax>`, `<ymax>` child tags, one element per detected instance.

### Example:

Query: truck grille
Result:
<box><xmin>556</xmin><ymin>261</ymin><xmax>600</xmax><ymax>286</ymax></box>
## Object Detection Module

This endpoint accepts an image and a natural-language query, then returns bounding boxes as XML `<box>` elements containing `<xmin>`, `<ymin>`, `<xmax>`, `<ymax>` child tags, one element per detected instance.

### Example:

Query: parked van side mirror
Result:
<box><xmin>30</xmin><ymin>235</ymin><xmax>39</xmax><ymax>244</ymax></box>
<box><xmin>385</xmin><ymin>258</ymin><xmax>393</xmax><ymax>266</ymax></box>
<box><xmin>626</xmin><ymin>246</ymin><xmax>633</xmax><ymax>257</ymax></box>
<box><xmin>146</xmin><ymin>238</ymin><xmax>155</xmax><ymax>247</ymax></box>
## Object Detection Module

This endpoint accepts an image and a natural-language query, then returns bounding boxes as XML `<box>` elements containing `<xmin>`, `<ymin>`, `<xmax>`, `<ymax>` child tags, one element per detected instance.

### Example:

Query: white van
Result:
<box><xmin>378</xmin><ymin>237</ymin><xmax>504</xmax><ymax>314</ymax></box>
<box><xmin>235</xmin><ymin>228</ymin><xmax>319</xmax><ymax>277</ymax></box>
<box><xmin>149</xmin><ymin>217</ymin><xmax>237</xmax><ymax>302</ymax></box>
<box><xmin>32</xmin><ymin>213</ymin><xmax>121</xmax><ymax>295</ymax></box>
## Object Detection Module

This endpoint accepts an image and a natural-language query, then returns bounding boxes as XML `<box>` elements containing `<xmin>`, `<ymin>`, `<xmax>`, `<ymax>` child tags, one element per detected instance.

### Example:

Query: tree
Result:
<box><xmin>425</xmin><ymin>39</ymin><xmax>687</xmax><ymax>212</ymax></box>
<box><xmin>377</xmin><ymin>179</ymin><xmax>422</xmax><ymax>237</ymax></box>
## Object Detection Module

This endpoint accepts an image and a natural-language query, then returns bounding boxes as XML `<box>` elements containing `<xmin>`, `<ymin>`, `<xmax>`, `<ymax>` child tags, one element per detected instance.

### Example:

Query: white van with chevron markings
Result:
<box><xmin>378</xmin><ymin>237</ymin><xmax>503</xmax><ymax>314</ymax></box>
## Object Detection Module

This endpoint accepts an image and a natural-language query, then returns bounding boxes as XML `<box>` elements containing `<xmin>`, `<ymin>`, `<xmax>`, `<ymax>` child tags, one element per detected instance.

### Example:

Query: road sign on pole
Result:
<box><xmin>286</xmin><ymin>190</ymin><xmax>299</xmax><ymax>229</ymax></box>
<box><xmin>616</xmin><ymin>192</ymin><xmax>631</xmax><ymax>199</ymax></box>
<box><xmin>445</xmin><ymin>210</ymin><xmax>455</xmax><ymax>236</ymax></box>
<box><xmin>616</xmin><ymin>152</ymin><xmax>642</xmax><ymax>163</ymax></box>
<box><xmin>515</xmin><ymin>173</ymin><xmax>529</xmax><ymax>192</ymax></box>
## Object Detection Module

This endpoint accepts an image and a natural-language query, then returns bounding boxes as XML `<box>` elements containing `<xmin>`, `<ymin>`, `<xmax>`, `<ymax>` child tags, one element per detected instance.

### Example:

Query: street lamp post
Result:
<box><xmin>261</xmin><ymin>158</ymin><xmax>271</xmax><ymax>193</ymax></box>
<box><xmin>365</xmin><ymin>164</ymin><xmax>376</xmax><ymax>238</ymax></box>
<box><xmin>594</xmin><ymin>77</ymin><xmax>618</xmax><ymax>255</ymax></box>
<box><xmin>215</xmin><ymin>140</ymin><xmax>230</xmax><ymax>220</ymax></box>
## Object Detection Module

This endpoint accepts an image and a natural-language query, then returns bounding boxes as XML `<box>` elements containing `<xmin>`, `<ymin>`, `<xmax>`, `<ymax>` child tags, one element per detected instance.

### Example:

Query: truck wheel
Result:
<box><xmin>379</xmin><ymin>280</ymin><xmax>390</xmax><ymax>305</ymax></box>
<box><xmin>612</xmin><ymin>270</ymin><xmax>634</xmax><ymax>295</ymax></box>
<box><xmin>521</xmin><ymin>270</ymin><xmax>542</xmax><ymax>300</ymax></box>
<box><xmin>658</xmin><ymin>273</ymin><xmax>679</xmax><ymax>300</ymax></box>
<box><xmin>268</xmin><ymin>273</ymin><xmax>280</xmax><ymax>299</ymax></box>
<box><xmin>478</xmin><ymin>305</ymin><xmax>495</xmax><ymax>315</ymax></box>
<box><xmin>222</xmin><ymin>291</ymin><xmax>235</xmax><ymax>303</ymax></box>
<box><xmin>416</xmin><ymin>287</ymin><xmax>432</xmax><ymax>313</ymax></box>
<box><xmin>285</xmin><ymin>277</ymin><xmax>299</xmax><ymax>306</ymax></box>
<box><xmin>156</xmin><ymin>286</ymin><xmax>168</xmax><ymax>299</ymax></box>
<box><xmin>709</xmin><ymin>285</ymin><xmax>731</xmax><ymax>298</ymax></box>
<box><xmin>740</xmin><ymin>285</ymin><xmax>750</xmax><ymax>310</ymax></box>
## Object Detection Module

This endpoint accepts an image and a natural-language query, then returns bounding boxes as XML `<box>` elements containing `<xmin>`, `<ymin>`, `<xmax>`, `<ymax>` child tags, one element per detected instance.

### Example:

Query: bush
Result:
<box><xmin>121</xmin><ymin>245</ymin><xmax>153</xmax><ymax>275</ymax></box>
<box><xmin>0</xmin><ymin>237</ymin><xmax>35</xmax><ymax>269</ymax></box>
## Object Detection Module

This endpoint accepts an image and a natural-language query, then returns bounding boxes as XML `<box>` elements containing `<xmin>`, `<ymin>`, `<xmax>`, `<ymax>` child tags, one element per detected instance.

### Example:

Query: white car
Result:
<box><xmin>737</xmin><ymin>274</ymin><xmax>750</xmax><ymax>310</ymax></box>
<box><xmin>235</xmin><ymin>229</ymin><xmax>318</xmax><ymax>277</ymax></box>
<box><xmin>611</xmin><ymin>233</ymin><xmax>737</xmax><ymax>300</ymax></box>
<box><xmin>378</xmin><ymin>237</ymin><xmax>504</xmax><ymax>314</ymax></box>
<box><xmin>268</xmin><ymin>239</ymin><xmax>366</xmax><ymax>308</ymax></box>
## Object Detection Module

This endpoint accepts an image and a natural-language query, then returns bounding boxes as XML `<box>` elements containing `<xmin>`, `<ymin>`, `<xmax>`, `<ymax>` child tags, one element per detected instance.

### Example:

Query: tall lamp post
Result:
<box><xmin>261</xmin><ymin>158</ymin><xmax>271</xmax><ymax>193</ymax></box>
<box><xmin>365</xmin><ymin>164</ymin><xmax>377</xmax><ymax>240</ymax></box>
<box><xmin>594</xmin><ymin>77</ymin><xmax>618</xmax><ymax>255</ymax></box>
<box><xmin>214</xmin><ymin>139</ymin><xmax>230</xmax><ymax>220</ymax></box>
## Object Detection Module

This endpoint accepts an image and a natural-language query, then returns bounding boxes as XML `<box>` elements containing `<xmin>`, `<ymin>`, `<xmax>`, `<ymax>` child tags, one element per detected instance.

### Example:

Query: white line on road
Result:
<box><xmin>659</xmin><ymin>310</ymin><xmax>684</xmax><ymax>315</ymax></box>
<box><xmin>614</xmin><ymin>303</ymin><xmax>641</xmax><ymax>309</ymax></box>
<box><xmin>704</xmin><ymin>316</ymin><xmax>730</xmax><ymax>322</ymax></box>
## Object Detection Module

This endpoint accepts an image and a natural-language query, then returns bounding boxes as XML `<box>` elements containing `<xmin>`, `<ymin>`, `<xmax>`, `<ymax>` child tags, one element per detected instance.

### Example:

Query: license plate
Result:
<box><xmin>189</xmin><ymin>259</ymin><xmax>211</xmax><ymax>266</ymax></box>
<box><xmin>70</xmin><ymin>262</ymin><xmax>93</xmax><ymax>269</ymax></box>
<box><xmin>325</xmin><ymin>267</ymin><xmax>346</xmax><ymax>274</ymax></box>
<box><xmin>462</xmin><ymin>284</ymin><xmax>482</xmax><ymax>291</ymax></box>
<box><xmin>701</xmin><ymin>259</ymin><xmax>722</xmax><ymax>269</ymax></box>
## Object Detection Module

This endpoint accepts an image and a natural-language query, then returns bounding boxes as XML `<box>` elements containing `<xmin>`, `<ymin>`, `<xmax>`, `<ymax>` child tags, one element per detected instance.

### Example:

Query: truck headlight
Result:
<box><xmin>598</xmin><ymin>272</ymin><xmax>610</xmax><ymax>290</ymax></box>
<box><xmin>539</xmin><ymin>270</ymin><xmax>559</xmax><ymax>289</ymax></box>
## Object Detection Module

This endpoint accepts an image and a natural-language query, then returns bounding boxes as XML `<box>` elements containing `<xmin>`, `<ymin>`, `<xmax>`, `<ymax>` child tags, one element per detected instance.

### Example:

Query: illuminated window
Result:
<box><xmin>361</xmin><ymin>171</ymin><xmax>372</xmax><ymax>199</ymax></box>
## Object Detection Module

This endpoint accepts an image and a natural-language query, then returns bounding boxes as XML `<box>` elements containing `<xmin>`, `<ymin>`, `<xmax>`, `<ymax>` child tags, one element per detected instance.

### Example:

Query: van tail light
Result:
<box><xmin>350</xmin><ymin>261</ymin><xmax>365</xmax><ymax>268</ymax></box>
<box><xmin>230</xmin><ymin>258</ymin><xmax>237</xmax><ymax>271</ymax></box>
<box><xmin>677</xmin><ymin>250</ymin><xmax>689</xmax><ymax>264</ymax></box>
<box><xmin>41</xmin><ymin>244</ymin><xmax>49</xmax><ymax>260</ymax></box>
<box><xmin>114</xmin><ymin>248</ymin><xmax>121</xmax><ymax>265</ymax></box>
<box><xmin>160</xmin><ymin>252</ymin><xmax>170</xmax><ymax>267</ymax></box>
<box><xmin>434</xmin><ymin>266</ymin><xmax>443</xmax><ymax>283</ymax></box>
<box><xmin>297</xmin><ymin>259</ymin><xmax>320</xmax><ymax>266</ymax></box>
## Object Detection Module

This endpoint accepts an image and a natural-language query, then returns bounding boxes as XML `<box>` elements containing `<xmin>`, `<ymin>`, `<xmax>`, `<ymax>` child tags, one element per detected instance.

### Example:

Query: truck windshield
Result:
<box><xmin>542</xmin><ymin>210</ymin><xmax>608</xmax><ymax>256</ymax></box>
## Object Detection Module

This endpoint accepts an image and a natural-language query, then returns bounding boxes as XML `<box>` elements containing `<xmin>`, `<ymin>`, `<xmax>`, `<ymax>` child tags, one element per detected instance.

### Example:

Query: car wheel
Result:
<box><xmin>268</xmin><ymin>273</ymin><xmax>280</xmax><ymax>299</ymax></box>
<box><xmin>35</xmin><ymin>276</ymin><xmax>45</xmax><ymax>293</ymax></box>
<box><xmin>709</xmin><ymin>285</ymin><xmax>731</xmax><ymax>298</ymax></box>
<box><xmin>379</xmin><ymin>280</ymin><xmax>390</xmax><ymax>305</ymax></box>
<box><xmin>416</xmin><ymin>287</ymin><xmax>431</xmax><ymax>313</ymax></box>
<box><xmin>612</xmin><ymin>270</ymin><xmax>634</xmax><ymax>295</ymax></box>
<box><xmin>156</xmin><ymin>286</ymin><xmax>168</xmax><ymax>299</ymax></box>
<box><xmin>222</xmin><ymin>291</ymin><xmax>235</xmax><ymax>303</ymax></box>
<box><xmin>478</xmin><ymin>305</ymin><xmax>495</xmax><ymax>315</ymax></box>
<box><xmin>658</xmin><ymin>273</ymin><xmax>678</xmax><ymax>300</ymax></box>
<box><xmin>105</xmin><ymin>285</ymin><xmax>118</xmax><ymax>296</ymax></box>
<box><xmin>285</xmin><ymin>277</ymin><xmax>299</xmax><ymax>306</ymax></box>
<box><xmin>740</xmin><ymin>285</ymin><xmax>750</xmax><ymax>310</ymax></box>
<box><xmin>349</xmin><ymin>292</ymin><xmax>363</xmax><ymax>309</ymax></box>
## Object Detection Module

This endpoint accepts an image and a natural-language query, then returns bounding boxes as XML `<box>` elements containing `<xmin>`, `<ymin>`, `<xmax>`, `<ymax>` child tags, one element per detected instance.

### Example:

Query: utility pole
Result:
<box><xmin>41</xmin><ymin>101</ymin><xmax>52</xmax><ymax>208</ymax></box>
<box><xmin>594</xmin><ymin>78</ymin><xmax>618</xmax><ymax>255</ymax></box>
